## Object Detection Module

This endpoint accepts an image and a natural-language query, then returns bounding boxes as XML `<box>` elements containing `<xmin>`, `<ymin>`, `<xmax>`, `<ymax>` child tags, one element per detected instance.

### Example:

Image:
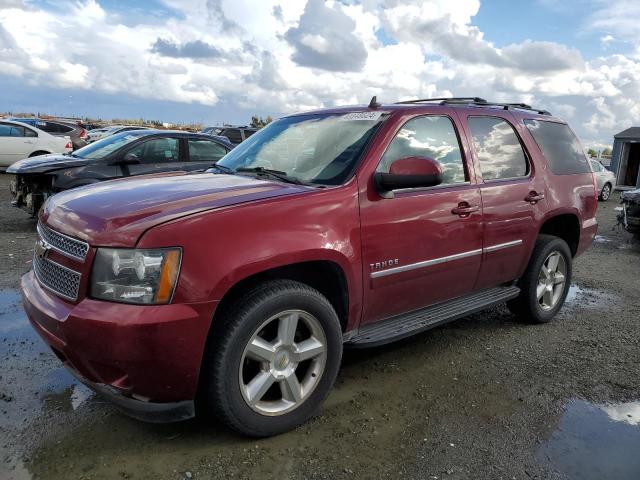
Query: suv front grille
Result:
<box><xmin>33</xmin><ymin>252</ymin><xmax>81</xmax><ymax>301</ymax></box>
<box><xmin>37</xmin><ymin>222</ymin><xmax>89</xmax><ymax>261</ymax></box>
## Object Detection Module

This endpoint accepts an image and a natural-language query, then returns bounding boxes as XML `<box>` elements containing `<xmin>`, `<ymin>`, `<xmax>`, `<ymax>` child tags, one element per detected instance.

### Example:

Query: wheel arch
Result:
<box><xmin>28</xmin><ymin>150</ymin><xmax>51</xmax><ymax>157</ymax></box>
<box><xmin>537</xmin><ymin>212</ymin><xmax>581</xmax><ymax>257</ymax></box>
<box><xmin>212</xmin><ymin>260</ymin><xmax>351</xmax><ymax>334</ymax></box>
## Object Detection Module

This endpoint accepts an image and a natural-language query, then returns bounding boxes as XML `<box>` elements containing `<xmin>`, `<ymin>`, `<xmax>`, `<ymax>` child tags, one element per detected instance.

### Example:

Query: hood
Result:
<box><xmin>41</xmin><ymin>172</ymin><xmax>309</xmax><ymax>246</ymax></box>
<box><xmin>6</xmin><ymin>154</ymin><xmax>89</xmax><ymax>174</ymax></box>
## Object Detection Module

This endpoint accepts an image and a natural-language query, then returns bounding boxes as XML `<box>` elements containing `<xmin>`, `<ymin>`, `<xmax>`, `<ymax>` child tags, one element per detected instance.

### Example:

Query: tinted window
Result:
<box><xmin>524</xmin><ymin>120</ymin><xmax>590</xmax><ymax>175</ymax></box>
<box><xmin>24</xmin><ymin>128</ymin><xmax>37</xmax><ymax>137</ymax></box>
<box><xmin>222</xmin><ymin>128</ymin><xmax>243</xmax><ymax>143</ymax></box>
<box><xmin>468</xmin><ymin>117</ymin><xmax>528</xmax><ymax>181</ymax></box>
<box><xmin>0</xmin><ymin>124</ymin><xmax>25</xmax><ymax>137</ymax></box>
<box><xmin>56</xmin><ymin>124</ymin><xmax>74</xmax><ymax>133</ymax></box>
<box><xmin>378</xmin><ymin>115</ymin><xmax>466</xmax><ymax>185</ymax></box>
<box><xmin>188</xmin><ymin>139</ymin><xmax>227</xmax><ymax>162</ymax></box>
<box><xmin>244</xmin><ymin>129</ymin><xmax>256</xmax><ymax>139</ymax></box>
<box><xmin>0</xmin><ymin>124</ymin><xmax>15</xmax><ymax>136</ymax></box>
<box><xmin>39</xmin><ymin>122</ymin><xmax>60</xmax><ymax>133</ymax></box>
<box><xmin>127</xmin><ymin>137</ymin><xmax>179</xmax><ymax>164</ymax></box>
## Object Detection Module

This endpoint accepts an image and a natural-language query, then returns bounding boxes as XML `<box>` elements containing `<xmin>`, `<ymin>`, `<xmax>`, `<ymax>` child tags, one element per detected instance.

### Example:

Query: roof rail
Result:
<box><xmin>396</xmin><ymin>97</ymin><xmax>487</xmax><ymax>105</ymax></box>
<box><xmin>394</xmin><ymin>97</ymin><xmax>551</xmax><ymax>115</ymax></box>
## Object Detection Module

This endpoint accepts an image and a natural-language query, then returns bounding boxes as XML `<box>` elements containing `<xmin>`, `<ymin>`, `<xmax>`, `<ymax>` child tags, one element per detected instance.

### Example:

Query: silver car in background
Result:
<box><xmin>590</xmin><ymin>159</ymin><xmax>616</xmax><ymax>201</ymax></box>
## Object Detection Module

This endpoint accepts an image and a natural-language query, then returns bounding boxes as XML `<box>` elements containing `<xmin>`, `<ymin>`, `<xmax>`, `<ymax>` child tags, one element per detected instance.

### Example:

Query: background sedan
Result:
<box><xmin>7</xmin><ymin>130</ymin><xmax>233</xmax><ymax>215</ymax></box>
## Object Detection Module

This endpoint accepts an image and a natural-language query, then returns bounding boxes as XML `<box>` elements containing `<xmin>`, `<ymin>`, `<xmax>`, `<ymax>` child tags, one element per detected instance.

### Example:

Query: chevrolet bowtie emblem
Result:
<box><xmin>34</xmin><ymin>239</ymin><xmax>51</xmax><ymax>258</ymax></box>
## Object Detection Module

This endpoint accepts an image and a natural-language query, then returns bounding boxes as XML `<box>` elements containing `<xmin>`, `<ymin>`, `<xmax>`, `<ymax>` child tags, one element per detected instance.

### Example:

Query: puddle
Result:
<box><xmin>565</xmin><ymin>284</ymin><xmax>616</xmax><ymax>308</ymax></box>
<box><xmin>593</xmin><ymin>234</ymin><xmax>612</xmax><ymax>243</ymax></box>
<box><xmin>539</xmin><ymin>399</ymin><xmax>640</xmax><ymax>479</ymax></box>
<box><xmin>0</xmin><ymin>289</ymin><xmax>92</xmax><ymax>431</ymax></box>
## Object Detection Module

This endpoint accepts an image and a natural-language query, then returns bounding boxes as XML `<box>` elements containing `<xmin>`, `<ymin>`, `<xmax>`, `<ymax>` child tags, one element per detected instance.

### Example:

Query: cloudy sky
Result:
<box><xmin>1</xmin><ymin>0</ymin><xmax>639</xmax><ymax>147</ymax></box>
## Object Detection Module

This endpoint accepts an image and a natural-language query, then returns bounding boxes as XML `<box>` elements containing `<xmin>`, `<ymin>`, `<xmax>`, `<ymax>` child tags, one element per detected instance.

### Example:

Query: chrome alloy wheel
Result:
<box><xmin>239</xmin><ymin>310</ymin><xmax>327</xmax><ymax>416</ymax></box>
<box><xmin>601</xmin><ymin>184</ymin><xmax>611</xmax><ymax>200</ymax></box>
<box><xmin>537</xmin><ymin>251</ymin><xmax>567</xmax><ymax>311</ymax></box>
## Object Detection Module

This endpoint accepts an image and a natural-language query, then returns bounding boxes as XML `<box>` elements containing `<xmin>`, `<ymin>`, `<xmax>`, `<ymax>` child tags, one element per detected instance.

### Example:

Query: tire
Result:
<box><xmin>202</xmin><ymin>279</ymin><xmax>343</xmax><ymax>437</ymax></box>
<box><xmin>599</xmin><ymin>183</ymin><xmax>612</xmax><ymax>201</ymax></box>
<box><xmin>507</xmin><ymin>234</ymin><xmax>572</xmax><ymax>324</ymax></box>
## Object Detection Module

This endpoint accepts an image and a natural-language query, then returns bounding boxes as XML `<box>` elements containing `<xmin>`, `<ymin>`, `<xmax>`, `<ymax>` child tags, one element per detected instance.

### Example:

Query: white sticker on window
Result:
<box><xmin>340</xmin><ymin>111</ymin><xmax>386</xmax><ymax>121</ymax></box>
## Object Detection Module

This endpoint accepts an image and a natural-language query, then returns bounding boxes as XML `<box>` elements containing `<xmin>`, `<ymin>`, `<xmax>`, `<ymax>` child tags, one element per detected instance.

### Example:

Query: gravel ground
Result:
<box><xmin>1</xmin><ymin>172</ymin><xmax>639</xmax><ymax>480</ymax></box>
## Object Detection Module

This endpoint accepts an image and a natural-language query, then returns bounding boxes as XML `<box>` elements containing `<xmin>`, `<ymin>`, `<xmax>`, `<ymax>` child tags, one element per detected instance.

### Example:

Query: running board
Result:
<box><xmin>348</xmin><ymin>286</ymin><xmax>520</xmax><ymax>347</ymax></box>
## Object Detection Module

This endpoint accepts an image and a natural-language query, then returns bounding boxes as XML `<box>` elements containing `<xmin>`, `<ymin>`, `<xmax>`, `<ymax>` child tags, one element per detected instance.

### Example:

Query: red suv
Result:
<box><xmin>21</xmin><ymin>97</ymin><xmax>598</xmax><ymax>436</ymax></box>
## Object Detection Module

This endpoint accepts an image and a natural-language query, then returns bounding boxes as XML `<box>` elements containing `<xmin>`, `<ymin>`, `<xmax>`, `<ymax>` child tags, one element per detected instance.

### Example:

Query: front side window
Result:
<box><xmin>127</xmin><ymin>137</ymin><xmax>179</xmax><ymax>164</ymax></box>
<box><xmin>377</xmin><ymin>115</ymin><xmax>467</xmax><ymax>185</ymax></box>
<box><xmin>524</xmin><ymin>119</ymin><xmax>590</xmax><ymax>175</ymax></box>
<box><xmin>188</xmin><ymin>139</ymin><xmax>227</xmax><ymax>162</ymax></box>
<box><xmin>468</xmin><ymin>117</ymin><xmax>528</xmax><ymax>181</ymax></box>
<box><xmin>217</xmin><ymin>113</ymin><xmax>385</xmax><ymax>185</ymax></box>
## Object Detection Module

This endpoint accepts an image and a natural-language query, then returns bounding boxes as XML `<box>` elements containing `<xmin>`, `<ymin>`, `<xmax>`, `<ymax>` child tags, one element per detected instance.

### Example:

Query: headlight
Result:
<box><xmin>90</xmin><ymin>248</ymin><xmax>181</xmax><ymax>304</ymax></box>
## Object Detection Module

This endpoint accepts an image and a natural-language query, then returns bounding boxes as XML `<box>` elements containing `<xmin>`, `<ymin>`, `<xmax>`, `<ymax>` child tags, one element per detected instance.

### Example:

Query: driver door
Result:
<box><xmin>122</xmin><ymin>136</ymin><xmax>186</xmax><ymax>176</ymax></box>
<box><xmin>359</xmin><ymin>114</ymin><xmax>483</xmax><ymax>325</ymax></box>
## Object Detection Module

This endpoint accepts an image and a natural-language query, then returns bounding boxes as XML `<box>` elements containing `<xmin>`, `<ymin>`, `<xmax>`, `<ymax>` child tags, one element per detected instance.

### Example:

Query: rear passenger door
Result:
<box><xmin>458</xmin><ymin>113</ymin><xmax>547</xmax><ymax>289</ymax></box>
<box><xmin>0</xmin><ymin>123</ymin><xmax>34</xmax><ymax>165</ymax></box>
<box><xmin>187</xmin><ymin>138</ymin><xmax>229</xmax><ymax>170</ymax></box>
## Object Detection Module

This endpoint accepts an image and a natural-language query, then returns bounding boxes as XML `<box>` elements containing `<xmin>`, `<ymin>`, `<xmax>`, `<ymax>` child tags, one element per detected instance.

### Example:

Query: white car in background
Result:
<box><xmin>0</xmin><ymin>120</ymin><xmax>72</xmax><ymax>169</ymax></box>
<box><xmin>86</xmin><ymin>125</ymin><xmax>151</xmax><ymax>143</ymax></box>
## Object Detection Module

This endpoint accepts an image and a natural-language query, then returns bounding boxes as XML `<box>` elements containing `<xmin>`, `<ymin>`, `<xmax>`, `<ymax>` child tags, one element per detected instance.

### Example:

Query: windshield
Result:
<box><xmin>216</xmin><ymin>112</ymin><xmax>386</xmax><ymax>185</ymax></box>
<box><xmin>73</xmin><ymin>131</ymin><xmax>151</xmax><ymax>160</ymax></box>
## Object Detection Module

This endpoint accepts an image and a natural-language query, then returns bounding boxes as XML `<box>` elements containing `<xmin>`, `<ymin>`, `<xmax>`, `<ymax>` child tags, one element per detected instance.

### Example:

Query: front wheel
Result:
<box><xmin>202</xmin><ymin>280</ymin><xmax>343</xmax><ymax>437</ymax></box>
<box><xmin>508</xmin><ymin>235</ymin><xmax>572</xmax><ymax>323</ymax></box>
<box><xmin>599</xmin><ymin>183</ymin><xmax>612</xmax><ymax>201</ymax></box>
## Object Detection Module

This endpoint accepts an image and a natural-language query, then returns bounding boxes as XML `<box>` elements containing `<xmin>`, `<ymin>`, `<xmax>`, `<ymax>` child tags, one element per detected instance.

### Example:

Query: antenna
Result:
<box><xmin>368</xmin><ymin>96</ymin><xmax>381</xmax><ymax>109</ymax></box>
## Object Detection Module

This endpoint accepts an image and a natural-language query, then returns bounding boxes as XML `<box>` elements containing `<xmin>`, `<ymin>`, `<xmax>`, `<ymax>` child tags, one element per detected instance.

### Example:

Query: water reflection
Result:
<box><xmin>539</xmin><ymin>399</ymin><xmax>640</xmax><ymax>480</ymax></box>
<box><xmin>565</xmin><ymin>284</ymin><xmax>617</xmax><ymax>308</ymax></box>
<box><xmin>0</xmin><ymin>289</ymin><xmax>93</xmax><ymax>431</ymax></box>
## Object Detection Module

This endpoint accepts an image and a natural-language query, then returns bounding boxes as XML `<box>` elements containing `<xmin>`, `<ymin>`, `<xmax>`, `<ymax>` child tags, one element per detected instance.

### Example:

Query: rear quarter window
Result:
<box><xmin>524</xmin><ymin>120</ymin><xmax>590</xmax><ymax>175</ymax></box>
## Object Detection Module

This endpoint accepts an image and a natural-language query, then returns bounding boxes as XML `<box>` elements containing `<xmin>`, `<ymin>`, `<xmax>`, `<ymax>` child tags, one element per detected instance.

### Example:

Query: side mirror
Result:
<box><xmin>117</xmin><ymin>152</ymin><xmax>140</xmax><ymax>165</ymax></box>
<box><xmin>374</xmin><ymin>156</ymin><xmax>443</xmax><ymax>197</ymax></box>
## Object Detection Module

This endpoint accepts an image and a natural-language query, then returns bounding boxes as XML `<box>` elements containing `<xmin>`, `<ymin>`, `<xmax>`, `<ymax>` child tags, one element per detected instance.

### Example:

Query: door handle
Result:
<box><xmin>525</xmin><ymin>191</ymin><xmax>545</xmax><ymax>204</ymax></box>
<box><xmin>451</xmin><ymin>203</ymin><xmax>480</xmax><ymax>217</ymax></box>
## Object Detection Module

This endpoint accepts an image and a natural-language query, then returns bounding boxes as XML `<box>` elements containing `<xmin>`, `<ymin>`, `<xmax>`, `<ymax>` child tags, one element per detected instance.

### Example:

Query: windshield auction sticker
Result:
<box><xmin>340</xmin><ymin>111</ymin><xmax>386</xmax><ymax>121</ymax></box>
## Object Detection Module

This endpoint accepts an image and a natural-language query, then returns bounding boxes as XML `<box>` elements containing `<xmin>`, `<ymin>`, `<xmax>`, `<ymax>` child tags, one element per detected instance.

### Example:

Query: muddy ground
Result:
<box><xmin>1</xmin><ymin>173</ymin><xmax>639</xmax><ymax>480</ymax></box>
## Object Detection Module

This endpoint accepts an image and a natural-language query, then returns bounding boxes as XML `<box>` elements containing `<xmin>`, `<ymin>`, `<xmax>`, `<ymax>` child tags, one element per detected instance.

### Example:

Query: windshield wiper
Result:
<box><xmin>210</xmin><ymin>163</ymin><xmax>235</xmax><ymax>174</ymax></box>
<box><xmin>236</xmin><ymin>167</ymin><xmax>303</xmax><ymax>185</ymax></box>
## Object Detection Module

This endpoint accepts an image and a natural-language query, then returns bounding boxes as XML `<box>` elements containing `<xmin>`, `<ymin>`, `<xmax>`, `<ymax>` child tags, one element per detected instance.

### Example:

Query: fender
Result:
<box><xmin>138</xmin><ymin>181</ymin><xmax>364</xmax><ymax>330</ymax></box>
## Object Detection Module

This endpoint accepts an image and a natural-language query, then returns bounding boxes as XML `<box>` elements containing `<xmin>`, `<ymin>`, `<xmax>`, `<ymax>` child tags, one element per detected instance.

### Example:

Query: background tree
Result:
<box><xmin>250</xmin><ymin>115</ymin><xmax>273</xmax><ymax>128</ymax></box>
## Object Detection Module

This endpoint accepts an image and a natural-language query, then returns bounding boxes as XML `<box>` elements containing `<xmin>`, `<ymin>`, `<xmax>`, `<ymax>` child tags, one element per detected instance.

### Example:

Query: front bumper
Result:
<box><xmin>21</xmin><ymin>271</ymin><xmax>217</xmax><ymax>422</ymax></box>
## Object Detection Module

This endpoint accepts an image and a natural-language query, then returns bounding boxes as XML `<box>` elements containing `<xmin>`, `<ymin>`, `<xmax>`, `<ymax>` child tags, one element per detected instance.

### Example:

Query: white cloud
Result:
<box><xmin>0</xmin><ymin>0</ymin><xmax>639</xmax><ymax>146</ymax></box>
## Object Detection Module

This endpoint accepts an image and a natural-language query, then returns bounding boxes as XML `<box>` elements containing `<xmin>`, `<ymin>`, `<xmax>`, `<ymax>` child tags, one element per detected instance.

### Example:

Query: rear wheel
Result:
<box><xmin>599</xmin><ymin>183</ymin><xmax>612</xmax><ymax>201</ymax></box>
<box><xmin>202</xmin><ymin>280</ymin><xmax>342</xmax><ymax>437</ymax></box>
<box><xmin>507</xmin><ymin>235</ymin><xmax>572</xmax><ymax>323</ymax></box>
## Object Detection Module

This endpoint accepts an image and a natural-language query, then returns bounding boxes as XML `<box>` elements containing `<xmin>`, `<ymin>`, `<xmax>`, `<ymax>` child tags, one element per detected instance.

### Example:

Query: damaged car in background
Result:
<box><xmin>618</xmin><ymin>188</ymin><xmax>640</xmax><ymax>238</ymax></box>
<box><xmin>7</xmin><ymin>129</ymin><xmax>233</xmax><ymax>215</ymax></box>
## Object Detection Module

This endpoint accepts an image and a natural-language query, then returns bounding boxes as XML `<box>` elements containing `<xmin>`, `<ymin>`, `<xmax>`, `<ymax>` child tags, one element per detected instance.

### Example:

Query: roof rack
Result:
<box><xmin>394</xmin><ymin>97</ymin><xmax>551</xmax><ymax>115</ymax></box>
